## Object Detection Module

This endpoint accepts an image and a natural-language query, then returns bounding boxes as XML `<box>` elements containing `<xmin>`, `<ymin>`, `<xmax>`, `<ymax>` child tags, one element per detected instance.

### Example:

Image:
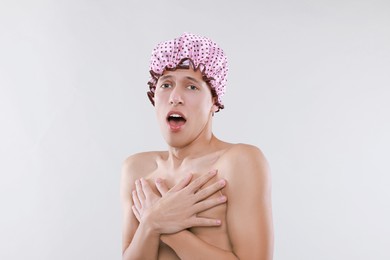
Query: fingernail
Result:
<box><xmin>219</xmin><ymin>196</ymin><xmax>227</xmax><ymax>202</ymax></box>
<box><xmin>216</xmin><ymin>219</ymin><xmax>222</xmax><ymax>225</ymax></box>
<box><xmin>155</xmin><ymin>178</ymin><xmax>162</xmax><ymax>184</ymax></box>
<box><xmin>209</xmin><ymin>169</ymin><xmax>217</xmax><ymax>175</ymax></box>
<box><xmin>219</xmin><ymin>179</ymin><xmax>226</xmax><ymax>186</ymax></box>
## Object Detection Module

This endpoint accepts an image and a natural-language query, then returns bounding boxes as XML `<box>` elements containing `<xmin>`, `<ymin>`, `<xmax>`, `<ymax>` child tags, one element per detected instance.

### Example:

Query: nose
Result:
<box><xmin>169</xmin><ymin>88</ymin><xmax>184</xmax><ymax>106</ymax></box>
<box><xmin>170</xmin><ymin>97</ymin><xmax>183</xmax><ymax>106</ymax></box>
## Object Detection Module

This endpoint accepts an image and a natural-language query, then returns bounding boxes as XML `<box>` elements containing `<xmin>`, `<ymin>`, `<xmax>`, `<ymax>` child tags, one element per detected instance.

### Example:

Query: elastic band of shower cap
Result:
<box><xmin>147</xmin><ymin>32</ymin><xmax>228</xmax><ymax>112</ymax></box>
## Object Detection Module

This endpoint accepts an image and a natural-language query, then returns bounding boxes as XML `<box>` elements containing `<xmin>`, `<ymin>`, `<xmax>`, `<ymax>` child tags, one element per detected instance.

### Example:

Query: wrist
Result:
<box><xmin>139</xmin><ymin>212</ymin><xmax>162</xmax><ymax>237</ymax></box>
<box><xmin>160</xmin><ymin>230</ymin><xmax>188</xmax><ymax>244</ymax></box>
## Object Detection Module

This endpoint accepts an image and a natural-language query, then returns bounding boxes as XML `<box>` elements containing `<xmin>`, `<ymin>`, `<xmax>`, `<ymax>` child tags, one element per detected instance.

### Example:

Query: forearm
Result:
<box><xmin>161</xmin><ymin>230</ymin><xmax>238</xmax><ymax>260</ymax></box>
<box><xmin>123</xmin><ymin>222</ymin><xmax>160</xmax><ymax>260</ymax></box>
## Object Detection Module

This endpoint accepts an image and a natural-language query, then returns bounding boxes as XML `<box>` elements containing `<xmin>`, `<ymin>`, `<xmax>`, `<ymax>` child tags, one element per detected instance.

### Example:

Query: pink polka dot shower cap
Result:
<box><xmin>147</xmin><ymin>32</ymin><xmax>228</xmax><ymax>111</ymax></box>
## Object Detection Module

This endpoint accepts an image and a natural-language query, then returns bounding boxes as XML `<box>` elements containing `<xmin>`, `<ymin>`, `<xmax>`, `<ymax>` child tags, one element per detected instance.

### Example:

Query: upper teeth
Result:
<box><xmin>170</xmin><ymin>114</ymin><xmax>182</xmax><ymax>117</ymax></box>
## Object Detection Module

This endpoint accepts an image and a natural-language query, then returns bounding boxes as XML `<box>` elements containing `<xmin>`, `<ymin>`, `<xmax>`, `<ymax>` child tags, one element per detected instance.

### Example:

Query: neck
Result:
<box><xmin>167</xmin><ymin>126</ymin><xmax>217</xmax><ymax>170</ymax></box>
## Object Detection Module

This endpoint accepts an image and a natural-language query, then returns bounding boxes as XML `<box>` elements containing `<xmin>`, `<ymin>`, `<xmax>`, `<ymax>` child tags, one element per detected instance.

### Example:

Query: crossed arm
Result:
<box><xmin>122</xmin><ymin>169</ymin><xmax>237</xmax><ymax>259</ymax></box>
<box><xmin>132</xmin><ymin>172</ymin><xmax>238</xmax><ymax>260</ymax></box>
<box><xmin>121</xmin><ymin>145</ymin><xmax>273</xmax><ymax>260</ymax></box>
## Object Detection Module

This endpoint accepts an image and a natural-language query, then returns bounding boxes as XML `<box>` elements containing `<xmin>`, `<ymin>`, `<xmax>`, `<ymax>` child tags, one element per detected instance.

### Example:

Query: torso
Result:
<box><xmin>141</xmin><ymin>143</ymin><xmax>234</xmax><ymax>259</ymax></box>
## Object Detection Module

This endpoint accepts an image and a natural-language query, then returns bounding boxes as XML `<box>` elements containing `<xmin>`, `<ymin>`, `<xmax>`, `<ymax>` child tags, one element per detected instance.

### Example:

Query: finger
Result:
<box><xmin>155</xmin><ymin>178</ymin><xmax>169</xmax><ymax>195</ymax></box>
<box><xmin>192</xmin><ymin>195</ymin><xmax>227</xmax><ymax>214</ymax></box>
<box><xmin>132</xmin><ymin>205</ymin><xmax>141</xmax><ymax>222</ymax></box>
<box><xmin>186</xmin><ymin>170</ymin><xmax>218</xmax><ymax>193</ymax></box>
<box><xmin>132</xmin><ymin>190</ymin><xmax>141</xmax><ymax>210</ymax></box>
<box><xmin>194</xmin><ymin>179</ymin><xmax>226</xmax><ymax>202</ymax></box>
<box><xmin>170</xmin><ymin>173</ymin><xmax>193</xmax><ymax>192</ymax></box>
<box><xmin>135</xmin><ymin>179</ymin><xmax>146</xmax><ymax>202</ymax></box>
<box><xmin>187</xmin><ymin>216</ymin><xmax>222</xmax><ymax>228</ymax></box>
<box><xmin>140</xmin><ymin>178</ymin><xmax>154</xmax><ymax>198</ymax></box>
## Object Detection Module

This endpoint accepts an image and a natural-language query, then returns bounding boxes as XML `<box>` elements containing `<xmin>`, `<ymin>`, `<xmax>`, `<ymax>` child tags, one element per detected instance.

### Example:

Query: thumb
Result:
<box><xmin>155</xmin><ymin>178</ymin><xmax>169</xmax><ymax>195</ymax></box>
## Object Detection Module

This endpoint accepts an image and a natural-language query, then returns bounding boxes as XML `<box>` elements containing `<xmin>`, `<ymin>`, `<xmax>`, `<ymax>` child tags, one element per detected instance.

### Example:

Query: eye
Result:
<box><xmin>160</xmin><ymin>83</ymin><xmax>172</xmax><ymax>89</ymax></box>
<box><xmin>187</xmin><ymin>85</ymin><xmax>198</xmax><ymax>91</ymax></box>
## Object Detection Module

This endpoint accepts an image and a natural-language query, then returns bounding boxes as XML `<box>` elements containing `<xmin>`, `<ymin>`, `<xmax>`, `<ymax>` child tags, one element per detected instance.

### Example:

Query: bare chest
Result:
<box><xmin>146</xmin><ymin>164</ymin><xmax>232</xmax><ymax>256</ymax></box>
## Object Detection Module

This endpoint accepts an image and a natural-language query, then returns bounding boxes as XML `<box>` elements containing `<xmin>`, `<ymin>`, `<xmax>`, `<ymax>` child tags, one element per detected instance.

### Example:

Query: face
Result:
<box><xmin>153</xmin><ymin>68</ymin><xmax>218</xmax><ymax>148</ymax></box>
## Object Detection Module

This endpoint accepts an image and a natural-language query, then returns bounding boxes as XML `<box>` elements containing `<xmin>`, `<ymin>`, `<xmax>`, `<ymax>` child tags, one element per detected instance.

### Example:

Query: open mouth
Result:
<box><xmin>167</xmin><ymin>112</ymin><xmax>187</xmax><ymax>129</ymax></box>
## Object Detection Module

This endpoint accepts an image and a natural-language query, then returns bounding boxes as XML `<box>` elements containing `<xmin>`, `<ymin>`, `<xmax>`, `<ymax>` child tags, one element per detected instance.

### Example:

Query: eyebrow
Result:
<box><xmin>185</xmin><ymin>76</ymin><xmax>200</xmax><ymax>84</ymax></box>
<box><xmin>159</xmin><ymin>75</ymin><xmax>173</xmax><ymax>81</ymax></box>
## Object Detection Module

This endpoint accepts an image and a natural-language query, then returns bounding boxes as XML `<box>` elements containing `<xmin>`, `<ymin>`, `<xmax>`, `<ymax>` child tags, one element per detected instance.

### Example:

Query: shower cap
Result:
<box><xmin>147</xmin><ymin>32</ymin><xmax>228</xmax><ymax>111</ymax></box>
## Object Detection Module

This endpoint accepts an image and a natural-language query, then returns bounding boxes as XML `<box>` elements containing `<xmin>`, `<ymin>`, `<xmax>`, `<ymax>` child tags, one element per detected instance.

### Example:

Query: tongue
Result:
<box><xmin>169</xmin><ymin>119</ymin><xmax>185</xmax><ymax>128</ymax></box>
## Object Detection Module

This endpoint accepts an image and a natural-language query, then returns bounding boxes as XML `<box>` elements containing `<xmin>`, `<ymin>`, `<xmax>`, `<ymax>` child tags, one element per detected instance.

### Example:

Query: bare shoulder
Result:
<box><xmin>221</xmin><ymin>143</ymin><xmax>269</xmax><ymax>170</ymax></box>
<box><xmin>121</xmin><ymin>151</ymin><xmax>164</xmax><ymax>182</ymax></box>
<box><xmin>217</xmin><ymin>143</ymin><xmax>270</xmax><ymax>184</ymax></box>
<box><xmin>120</xmin><ymin>151</ymin><xmax>164</xmax><ymax>208</ymax></box>
<box><xmin>225</xmin><ymin>143</ymin><xmax>266</xmax><ymax>157</ymax></box>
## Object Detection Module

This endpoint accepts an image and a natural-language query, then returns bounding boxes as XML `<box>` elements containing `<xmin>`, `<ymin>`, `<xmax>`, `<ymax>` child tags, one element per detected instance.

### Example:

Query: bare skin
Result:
<box><xmin>121</xmin><ymin>68</ymin><xmax>274</xmax><ymax>259</ymax></box>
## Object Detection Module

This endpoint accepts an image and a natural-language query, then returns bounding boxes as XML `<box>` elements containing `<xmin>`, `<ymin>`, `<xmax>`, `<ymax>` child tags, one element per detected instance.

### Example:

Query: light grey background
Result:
<box><xmin>1</xmin><ymin>0</ymin><xmax>389</xmax><ymax>259</ymax></box>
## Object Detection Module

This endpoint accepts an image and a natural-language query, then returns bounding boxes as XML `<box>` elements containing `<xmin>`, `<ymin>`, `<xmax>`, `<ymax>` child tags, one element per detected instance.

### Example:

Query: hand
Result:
<box><xmin>131</xmin><ymin>170</ymin><xmax>227</xmax><ymax>234</ymax></box>
<box><xmin>131</xmin><ymin>178</ymin><xmax>161</xmax><ymax>222</ymax></box>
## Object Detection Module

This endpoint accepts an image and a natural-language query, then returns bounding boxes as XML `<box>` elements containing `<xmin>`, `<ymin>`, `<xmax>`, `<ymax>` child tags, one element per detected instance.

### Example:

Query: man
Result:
<box><xmin>121</xmin><ymin>32</ymin><xmax>273</xmax><ymax>259</ymax></box>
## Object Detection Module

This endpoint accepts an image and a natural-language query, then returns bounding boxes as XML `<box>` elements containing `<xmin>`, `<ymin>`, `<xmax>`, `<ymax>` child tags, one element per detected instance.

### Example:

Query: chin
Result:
<box><xmin>164</xmin><ymin>135</ymin><xmax>190</xmax><ymax>148</ymax></box>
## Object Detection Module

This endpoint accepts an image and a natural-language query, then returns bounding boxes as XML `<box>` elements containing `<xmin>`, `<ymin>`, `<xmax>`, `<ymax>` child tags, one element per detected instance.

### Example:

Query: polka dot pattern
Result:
<box><xmin>147</xmin><ymin>32</ymin><xmax>228</xmax><ymax>110</ymax></box>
